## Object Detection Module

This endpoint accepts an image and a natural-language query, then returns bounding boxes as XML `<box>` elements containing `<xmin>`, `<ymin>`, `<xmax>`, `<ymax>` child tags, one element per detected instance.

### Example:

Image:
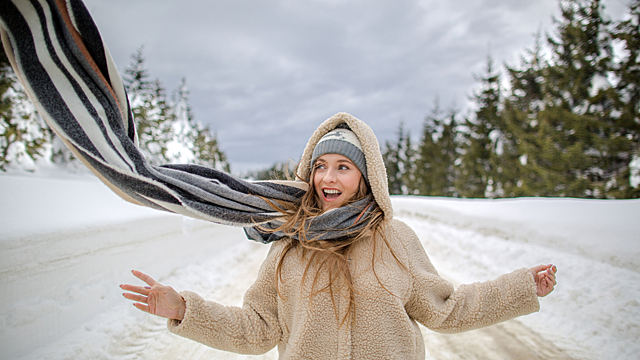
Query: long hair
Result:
<box><xmin>263</xmin><ymin>164</ymin><xmax>402</xmax><ymax>326</ymax></box>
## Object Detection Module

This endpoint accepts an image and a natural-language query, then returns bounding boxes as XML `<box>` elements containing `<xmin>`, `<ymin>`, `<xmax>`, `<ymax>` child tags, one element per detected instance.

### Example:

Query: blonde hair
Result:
<box><xmin>263</xmin><ymin>163</ymin><xmax>402</xmax><ymax>326</ymax></box>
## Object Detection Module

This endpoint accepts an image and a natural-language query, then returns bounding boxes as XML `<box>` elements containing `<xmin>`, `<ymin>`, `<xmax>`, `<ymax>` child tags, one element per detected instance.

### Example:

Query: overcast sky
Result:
<box><xmin>81</xmin><ymin>0</ymin><xmax>629</xmax><ymax>173</ymax></box>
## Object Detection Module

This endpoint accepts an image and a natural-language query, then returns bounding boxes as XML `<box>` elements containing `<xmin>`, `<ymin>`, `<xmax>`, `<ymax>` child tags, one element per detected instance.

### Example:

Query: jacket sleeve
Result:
<box><xmin>397</xmin><ymin>221</ymin><xmax>540</xmax><ymax>333</ymax></box>
<box><xmin>167</xmin><ymin>243</ymin><xmax>283</xmax><ymax>354</ymax></box>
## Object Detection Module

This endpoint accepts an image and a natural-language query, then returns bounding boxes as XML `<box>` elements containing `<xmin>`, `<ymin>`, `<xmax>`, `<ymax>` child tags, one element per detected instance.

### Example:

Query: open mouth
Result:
<box><xmin>323</xmin><ymin>189</ymin><xmax>342</xmax><ymax>199</ymax></box>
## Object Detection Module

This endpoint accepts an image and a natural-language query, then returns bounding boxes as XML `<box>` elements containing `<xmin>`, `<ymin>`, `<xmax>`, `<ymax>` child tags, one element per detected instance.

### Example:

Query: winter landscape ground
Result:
<box><xmin>1</xmin><ymin>170</ymin><xmax>639</xmax><ymax>360</ymax></box>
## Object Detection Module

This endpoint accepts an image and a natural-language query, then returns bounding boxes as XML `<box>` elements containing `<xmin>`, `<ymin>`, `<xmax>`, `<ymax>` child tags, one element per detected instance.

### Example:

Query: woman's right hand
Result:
<box><xmin>120</xmin><ymin>270</ymin><xmax>186</xmax><ymax>321</ymax></box>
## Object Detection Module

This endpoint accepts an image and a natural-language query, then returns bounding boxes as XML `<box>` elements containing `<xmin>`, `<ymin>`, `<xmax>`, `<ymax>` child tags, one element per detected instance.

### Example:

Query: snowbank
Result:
<box><xmin>0</xmin><ymin>173</ymin><xmax>160</xmax><ymax>239</ymax></box>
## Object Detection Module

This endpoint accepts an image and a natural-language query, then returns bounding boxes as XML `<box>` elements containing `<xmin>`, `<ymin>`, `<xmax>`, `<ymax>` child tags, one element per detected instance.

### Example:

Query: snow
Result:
<box><xmin>589</xmin><ymin>73</ymin><xmax>610</xmax><ymax>98</ymax></box>
<box><xmin>488</xmin><ymin>129</ymin><xmax>504</xmax><ymax>156</ymax></box>
<box><xmin>630</xmin><ymin>153</ymin><xmax>640</xmax><ymax>189</ymax></box>
<box><xmin>0</xmin><ymin>174</ymin><xmax>160</xmax><ymax>239</ymax></box>
<box><xmin>393</xmin><ymin>196</ymin><xmax>640</xmax><ymax>359</ymax></box>
<box><xmin>1</xmin><ymin>173</ymin><xmax>639</xmax><ymax>359</ymax></box>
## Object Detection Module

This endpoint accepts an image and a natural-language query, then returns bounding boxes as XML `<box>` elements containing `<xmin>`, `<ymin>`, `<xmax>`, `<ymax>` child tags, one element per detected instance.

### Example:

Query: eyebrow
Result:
<box><xmin>315</xmin><ymin>158</ymin><xmax>355</xmax><ymax>165</ymax></box>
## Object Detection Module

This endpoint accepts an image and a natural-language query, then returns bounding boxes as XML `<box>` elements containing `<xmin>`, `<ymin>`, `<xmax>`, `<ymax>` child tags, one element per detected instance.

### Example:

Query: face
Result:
<box><xmin>313</xmin><ymin>154</ymin><xmax>363</xmax><ymax>211</ymax></box>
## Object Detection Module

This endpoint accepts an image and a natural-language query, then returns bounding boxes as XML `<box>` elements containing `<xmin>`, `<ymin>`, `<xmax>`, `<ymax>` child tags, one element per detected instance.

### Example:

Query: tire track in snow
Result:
<box><xmin>421</xmin><ymin>319</ymin><xmax>575</xmax><ymax>360</ymax></box>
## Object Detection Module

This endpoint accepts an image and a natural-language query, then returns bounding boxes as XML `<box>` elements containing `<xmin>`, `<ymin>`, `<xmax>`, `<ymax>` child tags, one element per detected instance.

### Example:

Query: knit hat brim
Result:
<box><xmin>310</xmin><ymin>127</ymin><xmax>368</xmax><ymax>181</ymax></box>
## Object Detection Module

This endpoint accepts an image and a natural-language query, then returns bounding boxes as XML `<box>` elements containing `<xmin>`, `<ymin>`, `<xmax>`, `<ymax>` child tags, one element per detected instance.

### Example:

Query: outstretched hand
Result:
<box><xmin>529</xmin><ymin>264</ymin><xmax>557</xmax><ymax>297</ymax></box>
<box><xmin>120</xmin><ymin>270</ymin><xmax>186</xmax><ymax>320</ymax></box>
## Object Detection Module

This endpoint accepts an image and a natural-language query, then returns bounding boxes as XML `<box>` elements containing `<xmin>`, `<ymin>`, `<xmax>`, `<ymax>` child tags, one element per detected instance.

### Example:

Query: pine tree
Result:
<box><xmin>439</xmin><ymin>109</ymin><xmax>462</xmax><ymax>197</ymax></box>
<box><xmin>502</xmin><ymin>33</ymin><xmax>548</xmax><ymax>197</ymax></box>
<box><xmin>413</xmin><ymin>109</ymin><xmax>439</xmax><ymax>196</ymax></box>
<box><xmin>193</xmin><ymin>123</ymin><xmax>230</xmax><ymax>172</ymax></box>
<box><xmin>382</xmin><ymin>131</ymin><xmax>401</xmax><ymax>195</ymax></box>
<box><xmin>171</xmin><ymin>78</ymin><xmax>230</xmax><ymax>171</ymax></box>
<box><xmin>0</xmin><ymin>39</ymin><xmax>51</xmax><ymax>171</ymax></box>
<box><xmin>402</xmin><ymin>131</ymin><xmax>418</xmax><ymax>194</ymax></box>
<box><xmin>165</xmin><ymin>78</ymin><xmax>198</xmax><ymax>164</ymax></box>
<box><xmin>413</xmin><ymin>102</ymin><xmax>460</xmax><ymax>196</ymax></box>
<box><xmin>124</xmin><ymin>48</ymin><xmax>170</xmax><ymax>165</ymax></box>
<box><xmin>505</xmin><ymin>0</ymin><xmax>615</xmax><ymax>197</ymax></box>
<box><xmin>123</xmin><ymin>50</ymin><xmax>229</xmax><ymax>170</ymax></box>
<box><xmin>608</xmin><ymin>0</ymin><xmax>640</xmax><ymax>198</ymax></box>
<box><xmin>546</xmin><ymin>0</ymin><xmax>613</xmax><ymax>197</ymax></box>
<box><xmin>382</xmin><ymin>121</ymin><xmax>414</xmax><ymax>195</ymax></box>
<box><xmin>457</xmin><ymin>55</ymin><xmax>502</xmax><ymax>198</ymax></box>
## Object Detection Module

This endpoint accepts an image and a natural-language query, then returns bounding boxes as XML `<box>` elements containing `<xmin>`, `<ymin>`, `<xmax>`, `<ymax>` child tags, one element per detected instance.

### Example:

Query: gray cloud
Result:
<box><xmin>82</xmin><ymin>0</ymin><xmax>628</xmax><ymax>172</ymax></box>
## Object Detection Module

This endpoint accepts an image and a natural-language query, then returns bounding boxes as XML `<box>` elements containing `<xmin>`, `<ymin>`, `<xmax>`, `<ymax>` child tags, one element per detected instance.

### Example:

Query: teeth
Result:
<box><xmin>324</xmin><ymin>189</ymin><xmax>341</xmax><ymax>194</ymax></box>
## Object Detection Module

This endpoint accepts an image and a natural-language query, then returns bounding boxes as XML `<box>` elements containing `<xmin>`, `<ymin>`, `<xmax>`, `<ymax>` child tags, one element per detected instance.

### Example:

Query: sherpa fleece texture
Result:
<box><xmin>168</xmin><ymin>113</ymin><xmax>540</xmax><ymax>359</ymax></box>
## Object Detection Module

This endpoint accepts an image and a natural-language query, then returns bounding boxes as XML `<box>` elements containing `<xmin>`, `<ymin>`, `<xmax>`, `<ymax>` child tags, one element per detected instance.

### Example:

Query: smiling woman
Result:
<box><xmin>314</xmin><ymin>153</ymin><xmax>363</xmax><ymax>211</ymax></box>
<box><xmin>123</xmin><ymin>114</ymin><xmax>557</xmax><ymax>359</ymax></box>
<box><xmin>310</xmin><ymin>125</ymin><xmax>368</xmax><ymax>211</ymax></box>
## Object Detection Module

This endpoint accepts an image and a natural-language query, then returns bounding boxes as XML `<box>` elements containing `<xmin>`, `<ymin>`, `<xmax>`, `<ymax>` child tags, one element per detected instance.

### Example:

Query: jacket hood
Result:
<box><xmin>296</xmin><ymin>112</ymin><xmax>393</xmax><ymax>220</ymax></box>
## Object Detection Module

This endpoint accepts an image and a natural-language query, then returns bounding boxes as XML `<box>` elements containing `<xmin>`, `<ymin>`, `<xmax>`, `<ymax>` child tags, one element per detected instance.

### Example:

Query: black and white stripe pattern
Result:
<box><xmin>0</xmin><ymin>0</ymin><xmax>307</xmax><ymax>233</ymax></box>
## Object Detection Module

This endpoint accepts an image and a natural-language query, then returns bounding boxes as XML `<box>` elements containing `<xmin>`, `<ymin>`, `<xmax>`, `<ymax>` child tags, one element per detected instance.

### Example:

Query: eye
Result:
<box><xmin>315</xmin><ymin>163</ymin><xmax>326</xmax><ymax>170</ymax></box>
<box><xmin>338</xmin><ymin>164</ymin><xmax>350</xmax><ymax>170</ymax></box>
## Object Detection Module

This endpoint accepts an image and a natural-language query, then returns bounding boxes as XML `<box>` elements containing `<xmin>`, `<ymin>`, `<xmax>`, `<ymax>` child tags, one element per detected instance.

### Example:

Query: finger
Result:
<box><xmin>122</xmin><ymin>292</ymin><xmax>148</xmax><ymax>304</ymax></box>
<box><xmin>544</xmin><ymin>269</ymin><xmax>555</xmax><ymax>280</ymax></box>
<box><xmin>530</xmin><ymin>264</ymin><xmax>552</xmax><ymax>274</ymax></box>
<box><xmin>544</xmin><ymin>270</ymin><xmax>555</xmax><ymax>283</ymax></box>
<box><xmin>133</xmin><ymin>302</ymin><xmax>150</xmax><ymax>313</ymax></box>
<box><xmin>545</xmin><ymin>276</ymin><xmax>555</xmax><ymax>290</ymax></box>
<box><xmin>120</xmin><ymin>284</ymin><xmax>150</xmax><ymax>296</ymax></box>
<box><xmin>132</xmin><ymin>270</ymin><xmax>158</xmax><ymax>287</ymax></box>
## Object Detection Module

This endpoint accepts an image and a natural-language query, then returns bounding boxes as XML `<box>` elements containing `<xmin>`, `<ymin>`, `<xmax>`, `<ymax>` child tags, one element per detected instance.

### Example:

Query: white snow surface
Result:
<box><xmin>1</xmin><ymin>173</ymin><xmax>639</xmax><ymax>359</ymax></box>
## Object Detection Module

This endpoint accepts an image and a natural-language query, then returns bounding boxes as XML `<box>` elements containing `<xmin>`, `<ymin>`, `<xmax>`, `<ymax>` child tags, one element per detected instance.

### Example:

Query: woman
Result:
<box><xmin>122</xmin><ymin>113</ymin><xmax>557</xmax><ymax>359</ymax></box>
<box><xmin>0</xmin><ymin>5</ymin><xmax>555</xmax><ymax>358</ymax></box>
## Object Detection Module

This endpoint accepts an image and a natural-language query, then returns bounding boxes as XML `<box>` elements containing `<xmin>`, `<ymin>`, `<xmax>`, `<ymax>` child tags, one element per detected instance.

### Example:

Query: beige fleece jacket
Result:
<box><xmin>167</xmin><ymin>113</ymin><xmax>540</xmax><ymax>359</ymax></box>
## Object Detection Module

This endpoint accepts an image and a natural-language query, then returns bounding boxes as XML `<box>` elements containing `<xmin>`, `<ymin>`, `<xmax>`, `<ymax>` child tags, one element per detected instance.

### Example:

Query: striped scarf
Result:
<box><xmin>0</xmin><ymin>0</ymin><xmax>373</xmax><ymax>243</ymax></box>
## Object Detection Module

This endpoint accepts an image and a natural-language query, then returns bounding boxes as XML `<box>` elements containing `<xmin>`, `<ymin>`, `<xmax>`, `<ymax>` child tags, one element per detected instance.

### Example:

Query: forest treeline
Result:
<box><xmin>253</xmin><ymin>0</ymin><xmax>639</xmax><ymax>199</ymax></box>
<box><xmin>2</xmin><ymin>0</ymin><xmax>638</xmax><ymax>198</ymax></box>
<box><xmin>381</xmin><ymin>0</ymin><xmax>639</xmax><ymax>199</ymax></box>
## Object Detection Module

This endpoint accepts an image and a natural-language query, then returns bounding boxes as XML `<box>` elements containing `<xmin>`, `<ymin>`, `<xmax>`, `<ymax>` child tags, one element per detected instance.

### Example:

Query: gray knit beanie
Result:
<box><xmin>311</xmin><ymin>124</ymin><xmax>368</xmax><ymax>181</ymax></box>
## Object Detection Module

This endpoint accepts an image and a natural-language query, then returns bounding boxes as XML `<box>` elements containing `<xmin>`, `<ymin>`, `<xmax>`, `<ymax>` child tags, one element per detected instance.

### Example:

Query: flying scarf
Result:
<box><xmin>0</xmin><ymin>0</ymin><xmax>372</xmax><ymax>243</ymax></box>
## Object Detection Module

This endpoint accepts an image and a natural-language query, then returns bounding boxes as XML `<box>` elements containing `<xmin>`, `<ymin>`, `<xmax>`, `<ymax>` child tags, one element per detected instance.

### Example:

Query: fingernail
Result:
<box><xmin>145</xmin><ymin>286</ymin><xmax>151</xmax><ymax>289</ymax></box>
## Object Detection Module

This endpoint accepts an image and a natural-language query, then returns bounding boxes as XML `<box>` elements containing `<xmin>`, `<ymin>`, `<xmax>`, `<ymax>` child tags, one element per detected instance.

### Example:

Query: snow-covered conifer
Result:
<box><xmin>0</xmin><ymin>44</ymin><xmax>51</xmax><ymax>172</ymax></box>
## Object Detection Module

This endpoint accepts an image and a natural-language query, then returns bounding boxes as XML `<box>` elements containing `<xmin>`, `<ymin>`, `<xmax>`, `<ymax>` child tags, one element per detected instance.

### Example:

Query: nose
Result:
<box><xmin>324</xmin><ymin>167</ymin><xmax>337</xmax><ymax>183</ymax></box>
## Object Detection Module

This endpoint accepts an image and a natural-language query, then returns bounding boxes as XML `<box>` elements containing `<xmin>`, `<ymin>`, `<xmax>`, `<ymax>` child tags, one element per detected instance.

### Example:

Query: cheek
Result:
<box><xmin>313</xmin><ymin>171</ymin><xmax>322</xmax><ymax>188</ymax></box>
<box><xmin>344</xmin><ymin>173</ymin><xmax>362</xmax><ymax>194</ymax></box>
<box><xmin>313</xmin><ymin>172</ymin><xmax>323</xmax><ymax>197</ymax></box>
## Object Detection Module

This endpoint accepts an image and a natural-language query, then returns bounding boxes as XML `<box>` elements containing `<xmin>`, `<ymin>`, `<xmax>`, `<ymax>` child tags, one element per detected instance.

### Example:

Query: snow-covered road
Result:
<box><xmin>1</xmin><ymin>175</ymin><xmax>639</xmax><ymax>359</ymax></box>
<box><xmin>3</xmin><ymin>214</ymin><xmax>573</xmax><ymax>360</ymax></box>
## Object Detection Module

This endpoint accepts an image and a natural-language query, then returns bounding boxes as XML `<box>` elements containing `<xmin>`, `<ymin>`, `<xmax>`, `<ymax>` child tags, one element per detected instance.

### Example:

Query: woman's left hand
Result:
<box><xmin>529</xmin><ymin>264</ymin><xmax>557</xmax><ymax>297</ymax></box>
